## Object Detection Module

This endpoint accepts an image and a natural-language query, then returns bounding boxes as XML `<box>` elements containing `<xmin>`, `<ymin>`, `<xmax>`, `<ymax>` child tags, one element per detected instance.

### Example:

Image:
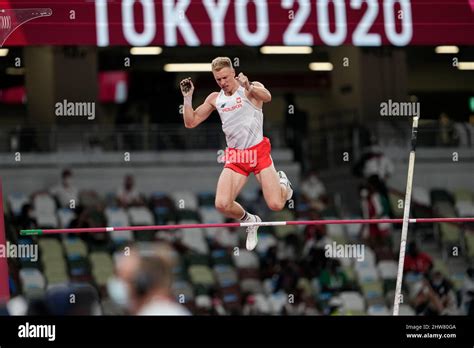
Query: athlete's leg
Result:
<box><xmin>215</xmin><ymin>168</ymin><xmax>249</xmax><ymax>219</ymax></box>
<box><xmin>256</xmin><ymin>162</ymin><xmax>292</xmax><ymax>211</ymax></box>
<box><xmin>215</xmin><ymin>168</ymin><xmax>262</xmax><ymax>251</ymax></box>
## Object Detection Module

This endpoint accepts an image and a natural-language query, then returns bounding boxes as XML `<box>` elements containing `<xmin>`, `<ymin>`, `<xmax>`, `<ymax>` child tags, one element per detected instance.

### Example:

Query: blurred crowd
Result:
<box><xmin>1</xmin><ymin>164</ymin><xmax>473</xmax><ymax>316</ymax></box>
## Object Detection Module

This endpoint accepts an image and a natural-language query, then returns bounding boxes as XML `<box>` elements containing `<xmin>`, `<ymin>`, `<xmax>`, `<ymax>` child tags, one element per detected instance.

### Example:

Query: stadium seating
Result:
<box><xmin>4</xmin><ymin>182</ymin><xmax>472</xmax><ymax>316</ymax></box>
<box><xmin>105</xmin><ymin>207</ymin><xmax>134</xmax><ymax>245</ymax></box>
<box><xmin>57</xmin><ymin>208</ymin><xmax>75</xmax><ymax>228</ymax></box>
<box><xmin>33</xmin><ymin>193</ymin><xmax>59</xmax><ymax>228</ymax></box>
<box><xmin>8</xmin><ymin>192</ymin><xmax>30</xmax><ymax>216</ymax></box>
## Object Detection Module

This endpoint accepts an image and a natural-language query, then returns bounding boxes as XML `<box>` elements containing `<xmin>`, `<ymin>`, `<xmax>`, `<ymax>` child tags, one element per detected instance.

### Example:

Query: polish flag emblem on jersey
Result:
<box><xmin>236</xmin><ymin>97</ymin><xmax>242</xmax><ymax>104</ymax></box>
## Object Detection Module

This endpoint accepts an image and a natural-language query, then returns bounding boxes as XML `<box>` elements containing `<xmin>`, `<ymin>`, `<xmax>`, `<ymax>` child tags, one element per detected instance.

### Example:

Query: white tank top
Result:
<box><xmin>215</xmin><ymin>86</ymin><xmax>264</xmax><ymax>149</ymax></box>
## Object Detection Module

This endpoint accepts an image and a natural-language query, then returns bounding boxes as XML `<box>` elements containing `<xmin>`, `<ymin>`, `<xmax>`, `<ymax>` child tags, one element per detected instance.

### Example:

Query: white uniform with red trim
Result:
<box><xmin>215</xmin><ymin>86</ymin><xmax>264</xmax><ymax>150</ymax></box>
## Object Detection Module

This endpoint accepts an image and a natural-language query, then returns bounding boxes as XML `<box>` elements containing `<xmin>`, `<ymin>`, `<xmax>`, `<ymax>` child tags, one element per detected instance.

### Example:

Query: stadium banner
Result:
<box><xmin>0</xmin><ymin>0</ymin><xmax>473</xmax><ymax>47</ymax></box>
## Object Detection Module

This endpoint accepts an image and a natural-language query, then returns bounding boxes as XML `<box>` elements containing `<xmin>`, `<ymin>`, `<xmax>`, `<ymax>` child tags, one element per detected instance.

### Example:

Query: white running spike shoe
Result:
<box><xmin>278</xmin><ymin>170</ymin><xmax>293</xmax><ymax>201</ymax></box>
<box><xmin>245</xmin><ymin>214</ymin><xmax>261</xmax><ymax>251</ymax></box>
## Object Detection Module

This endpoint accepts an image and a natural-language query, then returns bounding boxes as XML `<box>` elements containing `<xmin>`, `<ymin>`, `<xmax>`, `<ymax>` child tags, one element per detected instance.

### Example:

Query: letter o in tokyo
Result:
<box><xmin>122</xmin><ymin>0</ymin><xmax>156</xmax><ymax>46</ymax></box>
<box><xmin>235</xmin><ymin>0</ymin><xmax>269</xmax><ymax>46</ymax></box>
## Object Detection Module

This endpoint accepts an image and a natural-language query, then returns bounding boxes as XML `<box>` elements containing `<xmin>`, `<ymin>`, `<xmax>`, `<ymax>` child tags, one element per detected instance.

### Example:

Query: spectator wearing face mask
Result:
<box><xmin>50</xmin><ymin>169</ymin><xmax>79</xmax><ymax>209</ymax></box>
<box><xmin>107</xmin><ymin>244</ymin><xmax>190</xmax><ymax>316</ymax></box>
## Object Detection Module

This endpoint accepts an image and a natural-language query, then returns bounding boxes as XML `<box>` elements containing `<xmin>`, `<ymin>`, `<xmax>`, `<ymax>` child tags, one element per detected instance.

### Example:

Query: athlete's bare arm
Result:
<box><xmin>248</xmin><ymin>81</ymin><xmax>271</xmax><ymax>102</ymax></box>
<box><xmin>235</xmin><ymin>73</ymin><xmax>271</xmax><ymax>105</ymax></box>
<box><xmin>179</xmin><ymin>77</ymin><xmax>218</xmax><ymax>129</ymax></box>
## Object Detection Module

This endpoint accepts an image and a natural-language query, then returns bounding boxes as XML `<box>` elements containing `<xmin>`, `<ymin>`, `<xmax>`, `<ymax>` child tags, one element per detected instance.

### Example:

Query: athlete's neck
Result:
<box><xmin>224</xmin><ymin>83</ymin><xmax>240</xmax><ymax>96</ymax></box>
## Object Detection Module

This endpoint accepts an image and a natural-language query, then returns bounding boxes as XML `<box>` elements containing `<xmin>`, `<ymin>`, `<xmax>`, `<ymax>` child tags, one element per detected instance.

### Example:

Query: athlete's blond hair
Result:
<box><xmin>211</xmin><ymin>57</ymin><xmax>233</xmax><ymax>71</ymax></box>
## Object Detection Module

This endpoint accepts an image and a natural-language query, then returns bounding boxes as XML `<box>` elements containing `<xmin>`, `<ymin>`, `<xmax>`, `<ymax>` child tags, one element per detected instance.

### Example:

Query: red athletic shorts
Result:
<box><xmin>223</xmin><ymin>137</ymin><xmax>273</xmax><ymax>176</ymax></box>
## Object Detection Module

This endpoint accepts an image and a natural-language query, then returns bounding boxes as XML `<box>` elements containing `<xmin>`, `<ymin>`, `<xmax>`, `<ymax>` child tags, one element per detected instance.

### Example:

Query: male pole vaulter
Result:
<box><xmin>179</xmin><ymin>57</ymin><xmax>293</xmax><ymax>251</ymax></box>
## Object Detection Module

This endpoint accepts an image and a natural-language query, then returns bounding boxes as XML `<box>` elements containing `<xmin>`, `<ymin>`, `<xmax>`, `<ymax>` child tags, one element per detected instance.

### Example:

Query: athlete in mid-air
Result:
<box><xmin>179</xmin><ymin>57</ymin><xmax>293</xmax><ymax>251</ymax></box>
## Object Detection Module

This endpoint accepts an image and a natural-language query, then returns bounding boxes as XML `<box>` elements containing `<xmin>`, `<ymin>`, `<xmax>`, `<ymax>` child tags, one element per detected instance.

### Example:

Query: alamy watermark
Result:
<box><xmin>0</xmin><ymin>242</ymin><xmax>38</xmax><ymax>262</ymax></box>
<box><xmin>325</xmin><ymin>242</ymin><xmax>365</xmax><ymax>262</ymax></box>
<box><xmin>18</xmin><ymin>322</ymin><xmax>55</xmax><ymax>341</ymax></box>
<box><xmin>380</xmin><ymin>99</ymin><xmax>420</xmax><ymax>117</ymax></box>
<box><xmin>217</xmin><ymin>148</ymin><xmax>257</xmax><ymax>167</ymax></box>
<box><xmin>55</xmin><ymin>99</ymin><xmax>95</xmax><ymax>120</ymax></box>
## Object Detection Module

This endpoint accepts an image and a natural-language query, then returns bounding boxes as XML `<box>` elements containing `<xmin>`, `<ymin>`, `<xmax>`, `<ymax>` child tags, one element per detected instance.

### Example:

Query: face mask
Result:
<box><xmin>107</xmin><ymin>277</ymin><xmax>131</xmax><ymax>309</ymax></box>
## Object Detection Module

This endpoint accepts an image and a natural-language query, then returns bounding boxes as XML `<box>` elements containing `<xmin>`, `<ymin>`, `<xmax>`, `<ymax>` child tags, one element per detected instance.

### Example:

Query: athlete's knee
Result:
<box><xmin>215</xmin><ymin>199</ymin><xmax>233</xmax><ymax>213</ymax></box>
<box><xmin>267</xmin><ymin>199</ymin><xmax>284</xmax><ymax>211</ymax></box>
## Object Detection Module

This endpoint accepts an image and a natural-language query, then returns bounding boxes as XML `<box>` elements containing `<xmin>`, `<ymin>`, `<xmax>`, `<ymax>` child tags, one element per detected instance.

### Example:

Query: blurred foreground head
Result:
<box><xmin>108</xmin><ymin>243</ymin><xmax>189</xmax><ymax>315</ymax></box>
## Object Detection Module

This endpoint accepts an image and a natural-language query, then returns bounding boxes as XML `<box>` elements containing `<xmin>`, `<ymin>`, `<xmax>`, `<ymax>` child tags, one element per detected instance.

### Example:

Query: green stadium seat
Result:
<box><xmin>188</xmin><ymin>265</ymin><xmax>215</xmax><ymax>287</ymax></box>
<box><xmin>439</xmin><ymin>223</ymin><xmax>461</xmax><ymax>245</ymax></box>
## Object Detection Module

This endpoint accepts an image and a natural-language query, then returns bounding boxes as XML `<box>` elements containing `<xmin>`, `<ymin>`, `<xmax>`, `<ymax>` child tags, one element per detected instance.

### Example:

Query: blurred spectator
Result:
<box><xmin>328</xmin><ymin>295</ymin><xmax>344</xmax><ymax>315</ymax></box>
<box><xmin>404</xmin><ymin>241</ymin><xmax>433</xmax><ymax>275</ymax></box>
<box><xmin>242</xmin><ymin>293</ymin><xmax>260</xmax><ymax>315</ymax></box>
<box><xmin>50</xmin><ymin>169</ymin><xmax>79</xmax><ymax>208</ymax></box>
<box><xmin>300</xmin><ymin>170</ymin><xmax>327</xmax><ymax>211</ymax></box>
<box><xmin>438</xmin><ymin>112</ymin><xmax>458</xmax><ymax>147</ymax></box>
<box><xmin>359</xmin><ymin>181</ymin><xmax>391</xmax><ymax>247</ymax></box>
<box><xmin>16</xmin><ymin>203</ymin><xmax>37</xmax><ymax>231</ymax></box>
<box><xmin>71</xmin><ymin>204</ymin><xmax>106</xmax><ymax>228</ymax></box>
<box><xmin>461</xmin><ymin>267</ymin><xmax>474</xmax><ymax>315</ymax></box>
<box><xmin>410</xmin><ymin>279</ymin><xmax>444</xmax><ymax>316</ymax></box>
<box><xmin>283</xmin><ymin>93</ymin><xmax>309</xmax><ymax>172</ymax></box>
<box><xmin>303</xmin><ymin>210</ymin><xmax>327</xmax><ymax>243</ymax></box>
<box><xmin>362</xmin><ymin>149</ymin><xmax>394</xmax><ymax>183</ymax></box>
<box><xmin>319</xmin><ymin>259</ymin><xmax>349</xmax><ymax>293</ymax></box>
<box><xmin>116</xmin><ymin>175</ymin><xmax>144</xmax><ymax>207</ymax></box>
<box><xmin>261</xmin><ymin>245</ymin><xmax>279</xmax><ymax>278</ymax></box>
<box><xmin>302</xmin><ymin>212</ymin><xmax>332</xmax><ymax>277</ymax></box>
<box><xmin>69</xmin><ymin>190</ymin><xmax>108</xmax><ymax>243</ymax></box>
<box><xmin>281</xmin><ymin>233</ymin><xmax>300</xmax><ymax>261</ymax></box>
<box><xmin>429</xmin><ymin>270</ymin><xmax>458</xmax><ymax>315</ymax></box>
<box><xmin>295</xmin><ymin>294</ymin><xmax>319</xmax><ymax>315</ymax></box>
<box><xmin>210</xmin><ymin>295</ymin><xmax>227</xmax><ymax>316</ymax></box>
<box><xmin>274</xmin><ymin>260</ymin><xmax>301</xmax><ymax>294</ymax></box>
<box><xmin>353</xmin><ymin>137</ymin><xmax>394</xmax><ymax>218</ymax></box>
<box><xmin>353</xmin><ymin>136</ymin><xmax>394</xmax><ymax>181</ymax></box>
<box><xmin>453</xmin><ymin>115</ymin><xmax>474</xmax><ymax>147</ymax></box>
<box><xmin>107</xmin><ymin>244</ymin><xmax>190</xmax><ymax>315</ymax></box>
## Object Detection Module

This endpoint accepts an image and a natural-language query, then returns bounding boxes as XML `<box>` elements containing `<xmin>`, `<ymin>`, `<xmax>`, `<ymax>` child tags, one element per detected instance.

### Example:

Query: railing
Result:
<box><xmin>1</xmin><ymin>121</ymin><xmax>472</xmax><ymax>170</ymax></box>
<box><xmin>0</xmin><ymin>124</ymin><xmax>287</xmax><ymax>153</ymax></box>
<box><xmin>308</xmin><ymin>120</ymin><xmax>474</xmax><ymax>170</ymax></box>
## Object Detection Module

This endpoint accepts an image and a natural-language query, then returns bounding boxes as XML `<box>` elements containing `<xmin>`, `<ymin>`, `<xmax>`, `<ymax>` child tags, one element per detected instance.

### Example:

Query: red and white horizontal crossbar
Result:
<box><xmin>20</xmin><ymin>217</ymin><xmax>474</xmax><ymax>236</ymax></box>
